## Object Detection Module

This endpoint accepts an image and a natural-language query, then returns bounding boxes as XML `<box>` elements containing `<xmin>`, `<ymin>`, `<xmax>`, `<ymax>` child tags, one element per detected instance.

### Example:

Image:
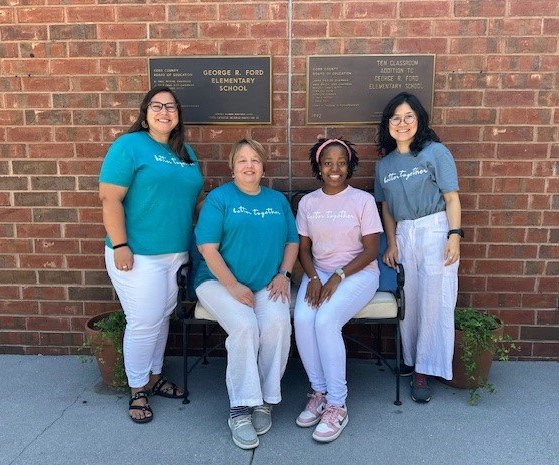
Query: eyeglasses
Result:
<box><xmin>148</xmin><ymin>101</ymin><xmax>178</xmax><ymax>113</ymax></box>
<box><xmin>389</xmin><ymin>114</ymin><xmax>416</xmax><ymax>126</ymax></box>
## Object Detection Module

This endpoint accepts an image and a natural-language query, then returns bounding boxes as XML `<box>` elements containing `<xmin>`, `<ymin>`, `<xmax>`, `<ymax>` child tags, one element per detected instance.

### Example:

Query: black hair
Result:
<box><xmin>376</xmin><ymin>92</ymin><xmax>440</xmax><ymax>157</ymax></box>
<box><xmin>309</xmin><ymin>137</ymin><xmax>359</xmax><ymax>181</ymax></box>
<box><xmin>128</xmin><ymin>86</ymin><xmax>192</xmax><ymax>163</ymax></box>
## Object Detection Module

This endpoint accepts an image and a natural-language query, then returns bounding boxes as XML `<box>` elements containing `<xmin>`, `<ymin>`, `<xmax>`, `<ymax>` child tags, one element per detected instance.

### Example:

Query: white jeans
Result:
<box><xmin>396</xmin><ymin>211</ymin><xmax>458</xmax><ymax>380</ymax></box>
<box><xmin>195</xmin><ymin>280</ymin><xmax>292</xmax><ymax>407</ymax></box>
<box><xmin>105</xmin><ymin>247</ymin><xmax>188</xmax><ymax>388</ymax></box>
<box><xmin>294</xmin><ymin>268</ymin><xmax>379</xmax><ymax>406</ymax></box>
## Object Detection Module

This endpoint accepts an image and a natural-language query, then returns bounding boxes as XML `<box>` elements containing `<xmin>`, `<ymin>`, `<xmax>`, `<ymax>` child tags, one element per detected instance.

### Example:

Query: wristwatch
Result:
<box><xmin>278</xmin><ymin>269</ymin><xmax>292</xmax><ymax>280</ymax></box>
<box><xmin>447</xmin><ymin>228</ymin><xmax>464</xmax><ymax>239</ymax></box>
<box><xmin>335</xmin><ymin>268</ymin><xmax>346</xmax><ymax>280</ymax></box>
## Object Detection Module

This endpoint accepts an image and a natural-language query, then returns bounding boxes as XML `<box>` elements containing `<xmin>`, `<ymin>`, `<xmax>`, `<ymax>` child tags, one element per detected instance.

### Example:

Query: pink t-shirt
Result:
<box><xmin>296</xmin><ymin>185</ymin><xmax>384</xmax><ymax>273</ymax></box>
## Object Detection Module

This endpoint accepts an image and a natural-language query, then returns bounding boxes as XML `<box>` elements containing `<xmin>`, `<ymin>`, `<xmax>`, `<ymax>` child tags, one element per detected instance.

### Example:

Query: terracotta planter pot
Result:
<box><xmin>444</xmin><ymin>321</ymin><xmax>504</xmax><ymax>389</ymax></box>
<box><xmin>85</xmin><ymin>311</ymin><xmax>126</xmax><ymax>388</ymax></box>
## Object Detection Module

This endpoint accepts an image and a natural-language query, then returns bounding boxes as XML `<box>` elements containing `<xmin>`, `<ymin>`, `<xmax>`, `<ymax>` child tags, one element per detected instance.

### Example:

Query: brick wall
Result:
<box><xmin>0</xmin><ymin>1</ymin><xmax>557</xmax><ymax>360</ymax></box>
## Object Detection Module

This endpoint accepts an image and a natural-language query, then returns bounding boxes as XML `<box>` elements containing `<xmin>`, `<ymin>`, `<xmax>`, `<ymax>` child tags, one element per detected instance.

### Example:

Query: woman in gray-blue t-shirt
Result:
<box><xmin>374</xmin><ymin>92</ymin><xmax>462</xmax><ymax>404</ymax></box>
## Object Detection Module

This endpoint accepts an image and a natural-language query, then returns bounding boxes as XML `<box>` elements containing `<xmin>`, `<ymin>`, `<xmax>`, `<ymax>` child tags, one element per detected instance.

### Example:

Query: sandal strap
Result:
<box><xmin>129</xmin><ymin>390</ymin><xmax>150</xmax><ymax>405</ymax></box>
<box><xmin>151</xmin><ymin>377</ymin><xmax>169</xmax><ymax>394</ymax></box>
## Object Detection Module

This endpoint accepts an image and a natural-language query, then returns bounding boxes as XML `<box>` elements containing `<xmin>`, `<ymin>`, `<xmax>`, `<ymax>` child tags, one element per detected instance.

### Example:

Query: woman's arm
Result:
<box><xmin>298</xmin><ymin>235</ymin><xmax>322</xmax><ymax>309</ymax></box>
<box><xmin>198</xmin><ymin>243</ymin><xmax>255</xmax><ymax>307</ymax></box>
<box><xmin>381</xmin><ymin>201</ymin><xmax>399</xmax><ymax>269</ymax></box>
<box><xmin>99</xmin><ymin>182</ymin><xmax>133</xmax><ymax>270</ymax></box>
<box><xmin>443</xmin><ymin>191</ymin><xmax>462</xmax><ymax>266</ymax></box>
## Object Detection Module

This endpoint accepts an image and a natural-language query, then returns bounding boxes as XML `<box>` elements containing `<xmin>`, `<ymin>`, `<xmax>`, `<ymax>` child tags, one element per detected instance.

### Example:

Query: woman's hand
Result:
<box><xmin>383</xmin><ymin>243</ymin><xmax>399</xmax><ymax>269</ymax></box>
<box><xmin>318</xmin><ymin>274</ymin><xmax>342</xmax><ymax>306</ymax></box>
<box><xmin>304</xmin><ymin>276</ymin><xmax>322</xmax><ymax>309</ymax></box>
<box><xmin>267</xmin><ymin>274</ymin><xmax>290</xmax><ymax>303</ymax></box>
<box><xmin>226</xmin><ymin>282</ymin><xmax>255</xmax><ymax>307</ymax></box>
<box><xmin>444</xmin><ymin>236</ymin><xmax>460</xmax><ymax>266</ymax></box>
<box><xmin>114</xmin><ymin>246</ymin><xmax>134</xmax><ymax>271</ymax></box>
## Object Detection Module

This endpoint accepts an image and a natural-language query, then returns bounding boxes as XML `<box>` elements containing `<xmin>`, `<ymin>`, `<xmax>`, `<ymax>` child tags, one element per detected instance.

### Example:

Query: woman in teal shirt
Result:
<box><xmin>99</xmin><ymin>86</ymin><xmax>203</xmax><ymax>423</ymax></box>
<box><xmin>195</xmin><ymin>139</ymin><xmax>299</xmax><ymax>450</ymax></box>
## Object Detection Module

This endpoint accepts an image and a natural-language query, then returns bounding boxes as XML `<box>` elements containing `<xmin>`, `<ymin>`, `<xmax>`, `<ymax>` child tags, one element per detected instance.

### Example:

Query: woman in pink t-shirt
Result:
<box><xmin>294</xmin><ymin>138</ymin><xmax>383</xmax><ymax>443</ymax></box>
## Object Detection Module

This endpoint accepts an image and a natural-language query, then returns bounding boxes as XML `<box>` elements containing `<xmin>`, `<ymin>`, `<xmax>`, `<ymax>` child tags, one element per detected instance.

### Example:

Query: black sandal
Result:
<box><xmin>128</xmin><ymin>391</ymin><xmax>153</xmax><ymax>424</ymax></box>
<box><xmin>150</xmin><ymin>377</ymin><xmax>184</xmax><ymax>399</ymax></box>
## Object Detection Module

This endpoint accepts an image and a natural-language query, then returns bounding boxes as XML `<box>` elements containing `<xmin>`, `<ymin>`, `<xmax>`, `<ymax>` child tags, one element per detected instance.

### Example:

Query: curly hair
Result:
<box><xmin>309</xmin><ymin>137</ymin><xmax>359</xmax><ymax>181</ymax></box>
<box><xmin>376</xmin><ymin>92</ymin><xmax>440</xmax><ymax>157</ymax></box>
<box><xmin>128</xmin><ymin>86</ymin><xmax>193</xmax><ymax>163</ymax></box>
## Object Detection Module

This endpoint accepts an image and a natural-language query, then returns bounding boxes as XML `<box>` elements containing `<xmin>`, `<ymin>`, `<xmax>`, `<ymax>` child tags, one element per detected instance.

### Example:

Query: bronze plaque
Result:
<box><xmin>307</xmin><ymin>55</ymin><xmax>435</xmax><ymax>124</ymax></box>
<box><xmin>149</xmin><ymin>56</ymin><xmax>272</xmax><ymax>125</ymax></box>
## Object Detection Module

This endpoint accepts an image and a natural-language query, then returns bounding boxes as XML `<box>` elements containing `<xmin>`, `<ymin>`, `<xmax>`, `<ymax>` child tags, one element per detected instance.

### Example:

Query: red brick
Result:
<box><xmin>455</xmin><ymin>0</ymin><xmax>506</xmax><ymax>17</ymax></box>
<box><xmin>66</xmin><ymin>6</ymin><xmax>116</xmax><ymax>23</ymax></box>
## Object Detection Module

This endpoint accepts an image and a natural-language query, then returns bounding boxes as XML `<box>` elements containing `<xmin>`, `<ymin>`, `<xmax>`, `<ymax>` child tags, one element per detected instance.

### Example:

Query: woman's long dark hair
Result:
<box><xmin>376</xmin><ymin>92</ymin><xmax>440</xmax><ymax>157</ymax></box>
<box><xmin>309</xmin><ymin>137</ymin><xmax>359</xmax><ymax>181</ymax></box>
<box><xmin>128</xmin><ymin>86</ymin><xmax>192</xmax><ymax>163</ymax></box>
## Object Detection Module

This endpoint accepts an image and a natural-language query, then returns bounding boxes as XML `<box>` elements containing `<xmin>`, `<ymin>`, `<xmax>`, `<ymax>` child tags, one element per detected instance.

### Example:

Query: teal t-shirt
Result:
<box><xmin>99</xmin><ymin>131</ymin><xmax>204</xmax><ymax>255</ymax></box>
<box><xmin>194</xmin><ymin>182</ymin><xmax>299</xmax><ymax>292</ymax></box>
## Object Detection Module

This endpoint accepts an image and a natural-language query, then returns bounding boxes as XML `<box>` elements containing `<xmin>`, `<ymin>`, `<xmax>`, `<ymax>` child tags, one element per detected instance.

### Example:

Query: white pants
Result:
<box><xmin>195</xmin><ymin>280</ymin><xmax>292</xmax><ymax>407</ymax></box>
<box><xmin>294</xmin><ymin>268</ymin><xmax>379</xmax><ymax>406</ymax></box>
<box><xmin>396</xmin><ymin>211</ymin><xmax>458</xmax><ymax>380</ymax></box>
<box><xmin>105</xmin><ymin>247</ymin><xmax>188</xmax><ymax>388</ymax></box>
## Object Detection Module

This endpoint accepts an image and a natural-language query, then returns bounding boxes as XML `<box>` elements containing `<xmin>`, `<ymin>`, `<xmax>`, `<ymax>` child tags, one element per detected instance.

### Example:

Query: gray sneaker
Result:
<box><xmin>252</xmin><ymin>403</ymin><xmax>272</xmax><ymax>435</ymax></box>
<box><xmin>411</xmin><ymin>373</ymin><xmax>432</xmax><ymax>403</ymax></box>
<box><xmin>228</xmin><ymin>415</ymin><xmax>259</xmax><ymax>449</ymax></box>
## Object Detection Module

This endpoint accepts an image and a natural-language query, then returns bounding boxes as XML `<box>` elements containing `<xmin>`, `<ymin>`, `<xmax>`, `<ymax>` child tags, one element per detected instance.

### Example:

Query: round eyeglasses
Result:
<box><xmin>389</xmin><ymin>114</ymin><xmax>416</xmax><ymax>126</ymax></box>
<box><xmin>148</xmin><ymin>101</ymin><xmax>178</xmax><ymax>113</ymax></box>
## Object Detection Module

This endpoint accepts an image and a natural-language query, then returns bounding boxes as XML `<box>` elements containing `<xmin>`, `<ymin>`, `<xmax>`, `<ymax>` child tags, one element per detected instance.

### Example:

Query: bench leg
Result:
<box><xmin>394</xmin><ymin>324</ymin><xmax>402</xmax><ymax>406</ymax></box>
<box><xmin>182</xmin><ymin>320</ymin><xmax>191</xmax><ymax>405</ymax></box>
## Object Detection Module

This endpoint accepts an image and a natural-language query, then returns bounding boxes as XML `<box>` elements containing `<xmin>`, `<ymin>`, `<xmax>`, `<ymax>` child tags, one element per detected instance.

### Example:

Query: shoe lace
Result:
<box><xmin>231</xmin><ymin>415</ymin><xmax>252</xmax><ymax>429</ymax></box>
<box><xmin>320</xmin><ymin>405</ymin><xmax>342</xmax><ymax>424</ymax></box>
<box><xmin>306</xmin><ymin>392</ymin><xmax>326</xmax><ymax>412</ymax></box>
<box><xmin>254</xmin><ymin>404</ymin><xmax>272</xmax><ymax>415</ymax></box>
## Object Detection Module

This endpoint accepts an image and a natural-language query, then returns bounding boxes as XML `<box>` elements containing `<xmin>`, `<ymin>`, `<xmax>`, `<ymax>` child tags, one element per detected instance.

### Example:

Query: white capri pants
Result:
<box><xmin>105</xmin><ymin>247</ymin><xmax>188</xmax><ymax>388</ymax></box>
<box><xmin>396</xmin><ymin>211</ymin><xmax>458</xmax><ymax>380</ymax></box>
<box><xmin>294</xmin><ymin>268</ymin><xmax>379</xmax><ymax>407</ymax></box>
<box><xmin>195</xmin><ymin>280</ymin><xmax>292</xmax><ymax>408</ymax></box>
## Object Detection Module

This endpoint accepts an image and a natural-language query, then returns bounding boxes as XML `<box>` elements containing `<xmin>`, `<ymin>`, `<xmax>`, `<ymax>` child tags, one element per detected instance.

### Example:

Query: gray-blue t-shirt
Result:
<box><xmin>99</xmin><ymin>131</ymin><xmax>204</xmax><ymax>255</ymax></box>
<box><xmin>194</xmin><ymin>182</ymin><xmax>299</xmax><ymax>292</ymax></box>
<box><xmin>374</xmin><ymin>142</ymin><xmax>459</xmax><ymax>221</ymax></box>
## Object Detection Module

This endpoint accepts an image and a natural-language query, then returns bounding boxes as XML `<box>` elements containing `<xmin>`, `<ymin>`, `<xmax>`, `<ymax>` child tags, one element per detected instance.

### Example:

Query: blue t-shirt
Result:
<box><xmin>99</xmin><ymin>131</ymin><xmax>204</xmax><ymax>255</ymax></box>
<box><xmin>194</xmin><ymin>182</ymin><xmax>299</xmax><ymax>292</ymax></box>
<box><xmin>374</xmin><ymin>141</ymin><xmax>459</xmax><ymax>221</ymax></box>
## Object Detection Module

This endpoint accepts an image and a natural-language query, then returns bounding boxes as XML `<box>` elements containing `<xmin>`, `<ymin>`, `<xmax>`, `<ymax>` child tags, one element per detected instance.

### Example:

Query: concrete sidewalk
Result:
<box><xmin>2</xmin><ymin>355</ymin><xmax>558</xmax><ymax>465</ymax></box>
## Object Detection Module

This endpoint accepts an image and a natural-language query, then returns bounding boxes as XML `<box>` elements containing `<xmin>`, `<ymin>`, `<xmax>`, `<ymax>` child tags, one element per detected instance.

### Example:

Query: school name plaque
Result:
<box><xmin>307</xmin><ymin>55</ymin><xmax>435</xmax><ymax>125</ymax></box>
<box><xmin>149</xmin><ymin>56</ymin><xmax>272</xmax><ymax>125</ymax></box>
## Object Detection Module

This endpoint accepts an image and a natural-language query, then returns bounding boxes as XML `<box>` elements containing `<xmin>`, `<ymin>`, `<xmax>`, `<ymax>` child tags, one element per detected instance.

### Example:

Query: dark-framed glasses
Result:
<box><xmin>389</xmin><ymin>114</ymin><xmax>416</xmax><ymax>126</ymax></box>
<box><xmin>148</xmin><ymin>101</ymin><xmax>178</xmax><ymax>113</ymax></box>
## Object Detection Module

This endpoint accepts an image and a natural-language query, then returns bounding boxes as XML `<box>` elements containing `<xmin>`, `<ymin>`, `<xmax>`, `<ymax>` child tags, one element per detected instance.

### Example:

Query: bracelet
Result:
<box><xmin>310</xmin><ymin>275</ymin><xmax>320</xmax><ymax>280</ymax></box>
<box><xmin>112</xmin><ymin>242</ymin><xmax>128</xmax><ymax>250</ymax></box>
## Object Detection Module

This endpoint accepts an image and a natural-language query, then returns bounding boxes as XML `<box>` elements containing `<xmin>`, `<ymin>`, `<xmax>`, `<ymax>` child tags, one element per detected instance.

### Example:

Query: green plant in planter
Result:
<box><xmin>83</xmin><ymin>310</ymin><xmax>127</xmax><ymax>388</ymax></box>
<box><xmin>455</xmin><ymin>308</ymin><xmax>516</xmax><ymax>405</ymax></box>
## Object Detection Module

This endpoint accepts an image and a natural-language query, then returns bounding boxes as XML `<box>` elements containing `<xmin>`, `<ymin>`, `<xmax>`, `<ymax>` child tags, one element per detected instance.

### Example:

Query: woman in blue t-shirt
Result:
<box><xmin>195</xmin><ymin>139</ymin><xmax>299</xmax><ymax>450</ymax></box>
<box><xmin>99</xmin><ymin>86</ymin><xmax>203</xmax><ymax>423</ymax></box>
<box><xmin>374</xmin><ymin>92</ymin><xmax>462</xmax><ymax>403</ymax></box>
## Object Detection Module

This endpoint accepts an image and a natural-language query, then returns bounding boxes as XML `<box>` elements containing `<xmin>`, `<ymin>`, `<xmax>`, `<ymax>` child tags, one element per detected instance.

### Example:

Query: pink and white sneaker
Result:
<box><xmin>295</xmin><ymin>392</ymin><xmax>327</xmax><ymax>427</ymax></box>
<box><xmin>312</xmin><ymin>405</ymin><xmax>348</xmax><ymax>442</ymax></box>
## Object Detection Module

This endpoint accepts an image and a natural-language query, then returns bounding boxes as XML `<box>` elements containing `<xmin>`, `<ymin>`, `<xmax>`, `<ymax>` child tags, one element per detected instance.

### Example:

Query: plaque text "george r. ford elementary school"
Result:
<box><xmin>149</xmin><ymin>56</ymin><xmax>272</xmax><ymax>125</ymax></box>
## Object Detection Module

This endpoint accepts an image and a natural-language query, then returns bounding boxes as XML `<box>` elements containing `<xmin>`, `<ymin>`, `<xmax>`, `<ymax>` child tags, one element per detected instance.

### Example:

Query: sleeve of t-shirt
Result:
<box><xmin>98</xmin><ymin>137</ymin><xmax>135</xmax><ymax>187</ymax></box>
<box><xmin>281</xmin><ymin>195</ymin><xmax>300</xmax><ymax>243</ymax></box>
<box><xmin>431</xmin><ymin>144</ymin><xmax>459</xmax><ymax>193</ymax></box>
<box><xmin>195</xmin><ymin>190</ymin><xmax>225</xmax><ymax>245</ymax></box>
<box><xmin>295</xmin><ymin>195</ymin><xmax>310</xmax><ymax>237</ymax></box>
<box><xmin>359</xmin><ymin>193</ymin><xmax>384</xmax><ymax>236</ymax></box>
